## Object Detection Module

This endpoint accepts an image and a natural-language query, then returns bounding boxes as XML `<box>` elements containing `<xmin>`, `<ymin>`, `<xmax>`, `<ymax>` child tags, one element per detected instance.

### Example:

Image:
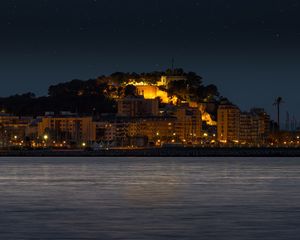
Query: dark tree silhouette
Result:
<box><xmin>124</xmin><ymin>85</ymin><xmax>137</xmax><ymax>97</ymax></box>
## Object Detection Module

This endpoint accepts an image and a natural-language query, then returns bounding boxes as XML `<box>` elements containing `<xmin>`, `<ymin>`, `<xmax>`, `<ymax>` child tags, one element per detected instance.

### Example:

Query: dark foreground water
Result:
<box><xmin>0</xmin><ymin>157</ymin><xmax>300</xmax><ymax>240</ymax></box>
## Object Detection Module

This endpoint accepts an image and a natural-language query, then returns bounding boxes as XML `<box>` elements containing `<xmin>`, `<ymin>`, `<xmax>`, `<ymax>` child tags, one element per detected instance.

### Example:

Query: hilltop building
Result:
<box><xmin>158</xmin><ymin>75</ymin><xmax>187</xmax><ymax>87</ymax></box>
<box><xmin>124</xmin><ymin>75</ymin><xmax>186</xmax><ymax>104</ymax></box>
<box><xmin>135</xmin><ymin>84</ymin><xmax>170</xmax><ymax>103</ymax></box>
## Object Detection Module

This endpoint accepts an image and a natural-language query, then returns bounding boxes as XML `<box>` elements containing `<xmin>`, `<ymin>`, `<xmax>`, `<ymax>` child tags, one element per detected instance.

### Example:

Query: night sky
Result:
<box><xmin>1</xmin><ymin>0</ymin><xmax>300</xmax><ymax>121</ymax></box>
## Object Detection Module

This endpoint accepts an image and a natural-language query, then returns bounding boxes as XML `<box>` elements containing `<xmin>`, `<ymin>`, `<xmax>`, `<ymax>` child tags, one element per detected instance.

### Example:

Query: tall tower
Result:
<box><xmin>273</xmin><ymin>97</ymin><xmax>283</xmax><ymax>131</ymax></box>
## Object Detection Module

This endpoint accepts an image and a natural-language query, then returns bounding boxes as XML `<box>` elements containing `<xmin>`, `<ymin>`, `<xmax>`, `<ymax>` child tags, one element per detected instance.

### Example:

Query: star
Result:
<box><xmin>273</xmin><ymin>33</ymin><xmax>281</xmax><ymax>39</ymax></box>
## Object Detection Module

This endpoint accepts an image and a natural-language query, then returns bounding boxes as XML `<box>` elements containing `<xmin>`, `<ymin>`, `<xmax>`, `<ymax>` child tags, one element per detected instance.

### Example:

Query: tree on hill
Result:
<box><xmin>48</xmin><ymin>79</ymin><xmax>108</xmax><ymax>97</ymax></box>
<box><xmin>167</xmin><ymin>73</ymin><xmax>219</xmax><ymax>103</ymax></box>
<box><xmin>0</xmin><ymin>69</ymin><xmax>224</xmax><ymax>116</ymax></box>
<box><xmin>124</xmin><ymin>85</ymin><xmax>137</xmax><ymax>97</ymax></box>
<box><xmin>167</xmin><ymin>80</ymin><xmax>188</xmax><ymax>101</ymax></box>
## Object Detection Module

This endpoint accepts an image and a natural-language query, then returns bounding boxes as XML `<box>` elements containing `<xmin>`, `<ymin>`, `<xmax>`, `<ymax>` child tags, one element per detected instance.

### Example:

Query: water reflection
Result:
<box><xmin>0</xmin><ymin>157</ymin><xmax>299</xmax><ymax>240</ymax></box>
<box><xmin>120</xmin><ymin>162</ymin><xmax>185</xmax><ymax>204</ymax></box>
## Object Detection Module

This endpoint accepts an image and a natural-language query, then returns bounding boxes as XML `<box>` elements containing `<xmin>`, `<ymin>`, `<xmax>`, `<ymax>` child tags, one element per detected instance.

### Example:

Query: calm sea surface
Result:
<box><xmin>0</xmin><ymin>157</ymin><xmax>300</xmax><ymax>240</ymax></box>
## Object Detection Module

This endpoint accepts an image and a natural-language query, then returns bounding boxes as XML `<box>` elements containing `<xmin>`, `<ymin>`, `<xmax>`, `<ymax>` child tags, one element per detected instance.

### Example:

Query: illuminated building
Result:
<box><xmin>93</xmin><ymin>121</ymin><xmax>115</xmax><ymax>142</ymax></box>
<box><xmin>218</xmin><ymin>105</ymin><xmax>271</xmax><ymax>145</ymax></box>
<box><xmin>38</xmin><ymin>112</ymin><xmax>94</xmax><ymax>145</ymax></box>
<box><xmin>137</xmin><ymin>116</ymin><xmax>176</xmax><ymax>145</ymax></box>
<box><xmin>217</xmin><ymin>105</ymin><xmax>240</xmax><ymax>143</ymax></box>
<box><xmin>117</xmin><ymin>96</ymin><xmax>159</xmax><ymax>117</ymax></box>
<box><xmin>93</xmin><ymin>117</ymin><xmax>133</xmax><ymax>146</ymax></box>
<box><xmin>239</xmin><ymin>109</ymin><xmax>270</xmax><ymax>145</ymax></box>
<box><xmin>239</xmin><ymin>112</ymin><xmax>257</xmax><ymax>144</ymax></box>
<box><xmin>93</xmin><ymin>116</ymin><xmax>176</xmax><ymax>147</ymax></box>
<box><xmin>174</xmin><ymin>106</ymin><xmax>202</xmax><ymax>143</ymax></box>
<box><xmin>0</xmin><ymin>113</ymin><xmax>33</xmax><ymax>148</ymax></box>
<box><xmin>250</xmin><ymin>108</ymin><xmax>271</xmax><ymax>141</ymax></box>
<box><xmin>135</xmin><ymin>85</ymin><xmax>170</xmax><ymax>103</ymax></box>
<box><xmin>125</xmin><ymin>76</ymin><xmax>183</xmax><ymax>103</ymax></box>
<box><xmin>159</xmin><ymin>75</ymin><xmax>187</xmax><ymax>88</ymax></box>
<box><xmin>24</xmin><ymin>119</ymin><xmax>41</xmax><ymax>148</ymax></box>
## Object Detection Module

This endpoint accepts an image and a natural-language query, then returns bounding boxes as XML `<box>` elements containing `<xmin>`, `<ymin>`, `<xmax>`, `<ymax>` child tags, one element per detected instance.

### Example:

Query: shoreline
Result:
<box><xmin>1</xmin><ymin>147</ymin><xmax>300</xmax><ymax>157</ymax></box>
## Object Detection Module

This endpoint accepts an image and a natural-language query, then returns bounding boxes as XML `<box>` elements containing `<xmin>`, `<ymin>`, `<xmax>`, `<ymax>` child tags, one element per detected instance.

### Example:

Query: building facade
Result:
<box><xmin>37</xmin><ymin>114</ymin><xmax>94</xmax><ymax>145</ymax></box>
<box><xmin>0</xmin><ymin>114</ymin><xmax>33</xmax><ymax>148</ymax></box>
<box><xmin>117</xmin><ymin>96</ymin><xmax>159</xmax><ymax>117</ymax></box>
<box><xmin>217</xmin><ymin>105</ymin><xmax>271</xmax><ymax>145</ymax></box>
<box><xmin>174</xmin><ymin>106</ymin><xmax>202</xmax><ymax>143</ymax></box>
<box><xmin>217</xmin><ymin>105</ymin><xmax>240</xmax><ymax>143</ymax></box>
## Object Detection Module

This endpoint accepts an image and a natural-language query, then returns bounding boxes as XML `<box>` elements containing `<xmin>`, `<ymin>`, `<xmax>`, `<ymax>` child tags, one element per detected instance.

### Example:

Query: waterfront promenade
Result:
<box><xmin>1</xmin><ymin>147</ymin><xmax>300</xmax><ymax>157</ymax></box>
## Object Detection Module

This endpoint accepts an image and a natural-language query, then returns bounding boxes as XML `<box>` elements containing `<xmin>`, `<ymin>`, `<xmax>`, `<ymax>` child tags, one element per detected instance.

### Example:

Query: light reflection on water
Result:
<box><xmin>0</xmin><ymin>157</ymin><xmax>300</xmax><ymax>240</ymax></box>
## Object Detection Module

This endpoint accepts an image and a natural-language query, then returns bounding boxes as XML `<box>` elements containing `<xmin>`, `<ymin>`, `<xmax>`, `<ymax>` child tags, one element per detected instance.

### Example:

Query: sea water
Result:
<box><xmin>0</xmin><ymin>157</ymin><xmax>299</xmax><ymax>240</ymax></box>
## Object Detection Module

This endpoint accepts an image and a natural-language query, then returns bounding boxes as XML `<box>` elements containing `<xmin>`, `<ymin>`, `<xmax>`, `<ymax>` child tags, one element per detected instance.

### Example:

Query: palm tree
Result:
<box><xmin>273</xmin><ymin>97</ymin><xmax>283</xmax><ymax>130</ymax></box>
